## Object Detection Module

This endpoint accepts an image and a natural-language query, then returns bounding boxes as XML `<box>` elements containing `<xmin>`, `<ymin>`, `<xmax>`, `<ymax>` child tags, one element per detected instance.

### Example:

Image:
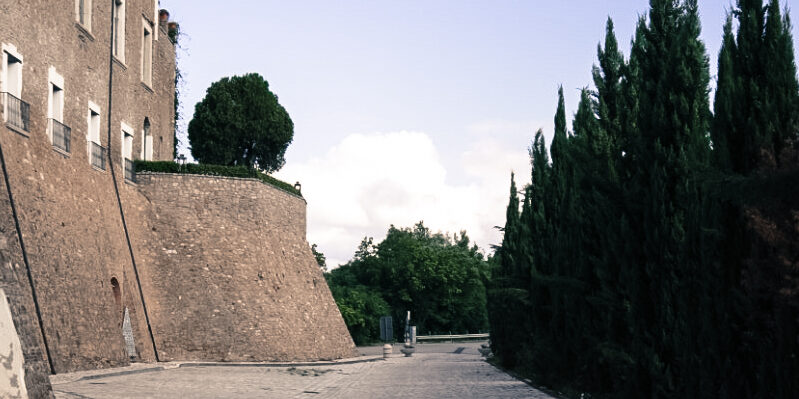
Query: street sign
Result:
<box><xmin>379</xmin><ymin>316</ymin><xmax>393</xmax><ymax>342</ymax></box>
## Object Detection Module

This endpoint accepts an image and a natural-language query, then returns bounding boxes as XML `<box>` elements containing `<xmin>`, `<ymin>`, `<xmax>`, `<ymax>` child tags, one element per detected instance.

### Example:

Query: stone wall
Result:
<box><xmin>0</xmin><ymin>0</ymin><xmax>356</xmax><ymax>380</ymax></box>
<box><xmin>0</xmin><ymin>167</ymin><xmax>53</xmax><ymax>398</ymax></box>
<box><xmin>0</xmin><ymin>0</ymin><xmax>174</xmax><ymax>374</ymax></box>
<box><xmin>128</xmin><ymin>173</ymin><xmax>357</xmax><ymax>361</ymax></box>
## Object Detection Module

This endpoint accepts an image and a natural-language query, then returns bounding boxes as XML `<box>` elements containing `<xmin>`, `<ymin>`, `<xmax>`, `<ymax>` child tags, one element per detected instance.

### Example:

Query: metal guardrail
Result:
<box><xmin>91</xmin><ymin>141</ymin><xmax>107</xmax><ymax>170</ymax></box>
<box><xmin>49</xmin><ymin>119</ymin><xmax>71</xmax><ymax>153</ymax></box>
<box><xmin>415</xmin><ymin>333</ymin><xmax>490</xmax><ymax>341</ymax></box>
<box><xmin>3</xmin><ymin>92</ymin><xmax>30</xmax><ymax>132</ymax></box>
<box><xmin>124</xmin><ymin>158</ymin><xmax>135</xmax><ymax>182</ymax></box>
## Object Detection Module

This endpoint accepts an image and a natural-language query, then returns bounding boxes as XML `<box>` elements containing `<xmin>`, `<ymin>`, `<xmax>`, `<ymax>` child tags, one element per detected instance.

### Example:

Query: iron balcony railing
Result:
<box><xmin>90</xmin><ymin>141</ymin><xmax>106</xmax><ymax>170</ymax></box>
<box><xmin>49</xmin><ymin>119</ymin><xmax>71</xmax><ymax>153</ymax></box>
<box><xmin>124</xmin><ymin>158</ymin><xmax>135</xmax><ymax>183</ymax></box>
<box><xmin>3</xmin><ymin>92</ymin><xmax>30</xmax><ymax>133</ymax></box>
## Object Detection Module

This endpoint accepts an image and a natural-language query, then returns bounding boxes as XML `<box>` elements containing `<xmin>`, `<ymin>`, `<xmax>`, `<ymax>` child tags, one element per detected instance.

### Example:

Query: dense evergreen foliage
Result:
<box><xmin>327</xmin><ymin>222</ymin><xmax>490</xmax><ymax>345</ymax></box>
<box><xmin>487</xmin><ymin>1</ymin><xmax>799</xmax><ymax>397</ymax></box>
<box><xmin>188</xmin><ymin>73</ymin><xmax>294</xmax><ymax>172</ymax></box>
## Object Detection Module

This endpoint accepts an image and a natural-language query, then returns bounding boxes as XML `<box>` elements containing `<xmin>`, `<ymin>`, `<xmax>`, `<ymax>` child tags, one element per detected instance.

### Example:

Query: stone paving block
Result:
<box><xmin>51</xmin><ymin>343</ymin><xmax>554</xmax><ymax>399</ymax></box>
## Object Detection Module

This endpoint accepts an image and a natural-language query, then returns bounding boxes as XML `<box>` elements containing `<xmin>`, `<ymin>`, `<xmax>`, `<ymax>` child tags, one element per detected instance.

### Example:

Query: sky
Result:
<box><xmin>162</xmin><ymin>0</ymin><xmax>799</xmax><ymax>267</ymax></box>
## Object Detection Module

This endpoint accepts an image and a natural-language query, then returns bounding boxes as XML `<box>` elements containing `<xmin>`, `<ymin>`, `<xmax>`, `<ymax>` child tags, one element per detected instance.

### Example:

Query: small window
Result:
<box><xmin>76</xmin><ymin>0</ymin><xmax>92</xmax><ymax>31</ymax></box>
<box><xmin>87</xmin><ymin>102</ymin><xmax>105</xmax><ymax>170</ymax></box>
<box><xmin>2</xmin><ymin>47</ymin><xmax>22</xmax><ymax>98</ymax></box>
<box><xmin>121</xmin><ymin>123</ymin><xmax>134</xmax><ymax>182</ymax></box>
<box><xmin>50</xmin><ymin>87</ymin><xmax>63</xmax><ymax>121</ymax></box>
<box><xmin>48</xmin><ymin>68</ymin><xmax>70</xmax><ymax>154</ymax></box>
<box><xmin>141</xmin><ymin>20</ymin><xmax>153</xmax><ymax>86</ymax></box>
<box><xmin>112</xmin><ymin>0</ymin><xmax>126</xmax><ymax>62</ymax></box>
<box><xmin>2</xmin><ymin>44</ymin><xmax>28</xmax><ymax>133</ymax></box>
<box><xmin>141</xmin><ymin>118</ymin><xmax>153</xmax><ymax>160</ymax></box>
<box><xmin>110</xmin><ymin>277</ymin><xmax>121</xmax><ymax>308</ymax></box>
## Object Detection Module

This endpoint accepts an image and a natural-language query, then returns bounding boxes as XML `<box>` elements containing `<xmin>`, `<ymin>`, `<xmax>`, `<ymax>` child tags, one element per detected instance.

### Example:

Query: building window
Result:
<box><xmin>87</xmin><ymin>101</ymin><xmax>104</xmax><ymax>169</ymax></box>
<box><xmin>141</xmin><ymin>20</ymin><xmax>153</xmax><ymax>87</ymax></box>
<box><xmin>48</xmin><ymin>67</ymin><xmax>70</xmax><ymax>154</ymax></box>
<box><xmin>141</xmin><ymin>117</ymin><xmax>152</xmax><ymax>160</ymax></box>
<box><xmin>76</xmin><ymin>0</ymin><xmax>92</xmax><ymax>31</ymax></box>
<box><xmin>1</xmin><ymin>44</ymin><xmax>28</xmax><ymax>133</ymax></box>
<box><xmin>121</xmin><ymin>123</ymin><xmax>134</xmax><ymax>182</ymax></box>
<box><xmin>112</xmin><ymin>0</ymin><xmax>125</xmax><ymax>62</ymax></box>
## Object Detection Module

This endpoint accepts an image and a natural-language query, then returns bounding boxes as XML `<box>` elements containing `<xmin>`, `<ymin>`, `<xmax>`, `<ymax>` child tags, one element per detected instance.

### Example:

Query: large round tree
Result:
<box><xmin>188</xmin><ymin>73</ymin><xmax>293</xmax><ymax>172</ymax></box>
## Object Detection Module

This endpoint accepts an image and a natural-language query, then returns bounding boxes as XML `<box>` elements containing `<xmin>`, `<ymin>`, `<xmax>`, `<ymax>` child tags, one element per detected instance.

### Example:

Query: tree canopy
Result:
<box><xmin>188</xmin><ymin>73</ymin><xmax>293</xmax><ymax>172</ymax></box>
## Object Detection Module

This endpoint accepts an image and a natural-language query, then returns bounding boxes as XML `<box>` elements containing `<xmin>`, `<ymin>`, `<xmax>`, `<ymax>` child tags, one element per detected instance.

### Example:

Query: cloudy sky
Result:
<box><xmin>163</xmin><ymin>0</ymin><xmax>798</xmax><ymax>267</ymax></box>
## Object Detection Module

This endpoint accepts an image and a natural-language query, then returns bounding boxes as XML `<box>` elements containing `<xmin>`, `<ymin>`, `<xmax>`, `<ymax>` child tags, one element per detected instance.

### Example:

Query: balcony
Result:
<box><xmin>49</xmin><ymin>119</ymin><xmax>71</xmax><ymax>154</ymax></box>
<box><xmin>2</xmin><ymin>92</ymin><xmax>30</xmax><ymax>133</ymax></box>
<box><xmin>124</xmin><ymin>158</ymin><xmax>135</xmax><ymax>183</ymax></box>
<box><xmin>90</xmin><ymin>141</ymin><xmax>106</xmax><ymax>170</ymax></box>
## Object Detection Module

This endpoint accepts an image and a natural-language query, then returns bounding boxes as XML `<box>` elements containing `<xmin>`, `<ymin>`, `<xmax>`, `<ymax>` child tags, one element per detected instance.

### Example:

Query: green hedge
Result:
<box><xmin>134</xmin><ymin>160</ymin><xmax>302</xmax><ymax>197</ymax></box>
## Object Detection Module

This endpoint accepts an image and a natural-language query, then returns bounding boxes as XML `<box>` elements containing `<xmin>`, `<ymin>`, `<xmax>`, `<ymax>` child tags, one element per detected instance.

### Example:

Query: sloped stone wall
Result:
<box><xmin>128</xmin><ymin>173</ymin><xmax>357</xmax><ymax>362</ymax></box>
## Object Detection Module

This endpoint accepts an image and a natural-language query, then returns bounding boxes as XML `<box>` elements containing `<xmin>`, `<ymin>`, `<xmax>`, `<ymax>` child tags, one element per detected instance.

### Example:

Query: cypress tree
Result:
<box><xmin>592</xmin><ymin>17</ymin><xmax>625</xmax><ymax>179</ymax></box>
<box><xmin>716</xmin><ymin>0</ymin><xmax>799</xmax><ymax>172</ymax></box>
<box><xmin>626</xmin><ymin>1</ymin><xmax>712</xmax><ymax>395</ymax></box>
<box><xmin>734</xmin><ymin>0</ymin><xmax>769</xmax><ymax>172</ymax></box>
<box><xmin>487</xmin><ymin>1</ymin><xmax>798</xmax><ymax>397</ymax></box>
<box><xmin>763</xmin><ymin>0</ymin><xmax>799</xmax><ymax>159</ymax></box>
<box><xmin>487</xmin><ymin>173</ymin><xmax>522</xmax><ymax>367</ymax></box>
<box><xmin>550</xmin><ymin>86</ymin><xmax>569</xmax><ymax>168</ymax></box>
<box><xmin>712</xmin><ymin>15</ymin><xmax>738</xmax><ymax>171</ymax></box>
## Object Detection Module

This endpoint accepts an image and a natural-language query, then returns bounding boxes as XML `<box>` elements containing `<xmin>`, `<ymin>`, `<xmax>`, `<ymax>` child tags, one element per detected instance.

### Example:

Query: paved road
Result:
<box><xmin>52</xmin><ymin>342</ymin><xmax>554</xmax><ymax>398</ymax></box>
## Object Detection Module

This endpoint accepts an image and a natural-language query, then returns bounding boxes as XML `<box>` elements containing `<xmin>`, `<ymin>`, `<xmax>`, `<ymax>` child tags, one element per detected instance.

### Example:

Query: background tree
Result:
<box><xmin>311</xmin><ymin>244</ymin><xmax>326</xmax><ymax>271</ymax></box>
<box><xmin>327</xmin><ymin>223</ymin><xmax>490</xmax><ymax>344</ymax></box>
<box><xmin>188</xmin><ymin>73</ymin><xmax>293</xmax><ymax>172</ymax></box>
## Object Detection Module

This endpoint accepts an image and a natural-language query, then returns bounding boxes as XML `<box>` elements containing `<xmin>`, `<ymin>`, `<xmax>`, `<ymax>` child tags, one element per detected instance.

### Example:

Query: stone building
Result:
<box><xmin>0</xmin><ymin>1</ymin><xmax>356</xmax><ymax>397</ymax></box>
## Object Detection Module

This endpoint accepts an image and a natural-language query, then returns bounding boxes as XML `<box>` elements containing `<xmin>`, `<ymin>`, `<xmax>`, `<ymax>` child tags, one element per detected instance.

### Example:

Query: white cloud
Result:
<box><xmin>276</xmin><ymin>130</ymin><xmax>530</xmax><ymax>268</ymax></box>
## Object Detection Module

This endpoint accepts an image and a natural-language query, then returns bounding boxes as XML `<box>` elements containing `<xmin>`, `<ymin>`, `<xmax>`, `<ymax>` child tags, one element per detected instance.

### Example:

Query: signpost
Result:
<box><xmin>379</xmin><ymin>316</ymin><xmax>393</xmax><ymax>342</ymax></box>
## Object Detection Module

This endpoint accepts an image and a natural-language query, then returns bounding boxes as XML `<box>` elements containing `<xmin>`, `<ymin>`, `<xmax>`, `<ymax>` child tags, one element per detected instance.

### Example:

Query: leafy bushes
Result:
<box><xmin>326</xmin><ymin>282</ymin><xmax>390</xmax><ymax>345</ymax></box>
<box><xmin>134</xmin><ymin>160</ymin><xmax>301</xmax><ymax>197</ymax></box>
<box><xmin>327</xmin><ymin>222</ymin><xmax>490</xmax><ymax>345</ymax></box>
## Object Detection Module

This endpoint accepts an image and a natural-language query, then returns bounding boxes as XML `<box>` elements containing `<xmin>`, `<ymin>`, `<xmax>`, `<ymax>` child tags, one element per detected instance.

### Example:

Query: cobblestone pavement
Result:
<box><xmin>52</xmin><ymin>342</ymin><xmax>554</xmax><ymax>398</ymax></box>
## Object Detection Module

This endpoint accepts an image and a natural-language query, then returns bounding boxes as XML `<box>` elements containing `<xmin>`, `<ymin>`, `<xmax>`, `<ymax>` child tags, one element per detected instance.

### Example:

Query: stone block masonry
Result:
<box><xmin>1</xmin><ymin>0</ymin><xmax>175</xmax><ymax>378</ymax></box>
<box><xmin>0</xmin><ymin>169</ymin><xmax>53</xmax><ymax>398</ymax></box>
<box><xmin>128</xmin><ymin>173</ymin><xmax>358</xmax><ymax>362</ymax></box>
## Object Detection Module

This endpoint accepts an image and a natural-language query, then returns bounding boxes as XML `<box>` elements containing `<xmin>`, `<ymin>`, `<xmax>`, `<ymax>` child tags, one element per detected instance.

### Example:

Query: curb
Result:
<box><xmin>78</xmin><ymin>366</ymin><xmax>165</xmax><ymax>381</ymax></box>
<box><xmin>51</xmin><ymin>355</ymin><xmax>385</xmax><ymax>384</ymax></box>
<box><xmin>178</xmin><ymin>355</ymin><xmax>385</xmax><ymax>368</ymax></box>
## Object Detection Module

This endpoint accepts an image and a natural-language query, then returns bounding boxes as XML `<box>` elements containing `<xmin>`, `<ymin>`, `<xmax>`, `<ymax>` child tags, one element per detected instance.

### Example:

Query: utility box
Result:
<box><xmin>379</xmin><ymin>316</ymin><xmax>393</xmax><ymax>342</ymax></box>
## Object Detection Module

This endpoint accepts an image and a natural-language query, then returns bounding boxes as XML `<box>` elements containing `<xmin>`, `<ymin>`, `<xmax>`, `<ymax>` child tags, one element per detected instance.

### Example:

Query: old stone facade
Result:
<box><xmin>0</xmin><ymin>0</ymin><xmax>176</xmax><ymax>393</ymax></box>
<box><xmin>129</xmin><ymin>173</ymin><xmax>357</xmax><ymax>362</ymax></box>
<box><xmin>0</xmin><ymin>1</ymin><xmax>355</xmax><ymax>396</ymax></box>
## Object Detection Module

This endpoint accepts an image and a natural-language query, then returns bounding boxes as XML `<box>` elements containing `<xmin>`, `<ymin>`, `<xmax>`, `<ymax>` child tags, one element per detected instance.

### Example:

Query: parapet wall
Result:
<box><xmin>128</xmin><ymin>173</ymin><xmax>357</xmax><ymax>361</ymax></box>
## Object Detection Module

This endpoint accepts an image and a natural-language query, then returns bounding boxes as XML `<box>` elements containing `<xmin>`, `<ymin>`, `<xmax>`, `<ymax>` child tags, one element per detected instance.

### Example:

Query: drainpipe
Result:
<box><xmin>107</xmin><ymin>0</ymin><xmax>160</xmax><ymax>362</ymax></box>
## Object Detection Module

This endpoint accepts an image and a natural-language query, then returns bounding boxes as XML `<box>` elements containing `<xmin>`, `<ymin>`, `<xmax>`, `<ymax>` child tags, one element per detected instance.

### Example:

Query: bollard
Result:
<box><xmin>383</xmin><ymin>344</ymin><xmax>393</xmax><ymax>358</ymax></box>
<box><xmin>400</xmin><ymin>343</ymin><xmax>415</xmax><ymax>357</ymax></box>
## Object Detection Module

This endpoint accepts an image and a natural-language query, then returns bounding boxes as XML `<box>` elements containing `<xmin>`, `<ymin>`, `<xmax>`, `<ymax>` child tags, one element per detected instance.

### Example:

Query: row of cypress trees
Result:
<box><xmin>488</xmin><ymin>1</ymin><xmax>798</xmax><ymax>397</ymax></box>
